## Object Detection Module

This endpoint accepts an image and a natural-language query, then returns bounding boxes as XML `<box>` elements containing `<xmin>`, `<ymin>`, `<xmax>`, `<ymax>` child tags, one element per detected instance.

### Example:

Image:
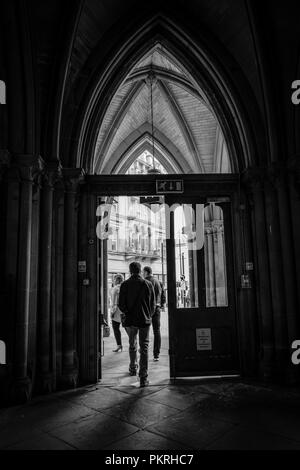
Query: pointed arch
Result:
<box><xmin>99</xmin><ymin>126</ymin><xmax>190</xmax><ymax>174</ymax></box>
<box><xmin>62</xmin><ymin>14</ymin><xmax>260</xmax><ymax>173</ymax></box>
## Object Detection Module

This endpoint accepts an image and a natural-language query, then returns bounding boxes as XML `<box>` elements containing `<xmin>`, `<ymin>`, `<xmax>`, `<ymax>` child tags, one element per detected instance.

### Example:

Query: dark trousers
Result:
<box><xmin>112</xmin><ymin>320</ymin><xmax>122</xmax><ymax>346</ymax></box>
<box><xmin>125</xmin><ymin>325</ymin><xmax>150</xmax><ymax>378</ymax></box>
<box><xmin>152</xmin><ymin>307</ymin><xmax>161</xmax><ymax>357</ymax></box>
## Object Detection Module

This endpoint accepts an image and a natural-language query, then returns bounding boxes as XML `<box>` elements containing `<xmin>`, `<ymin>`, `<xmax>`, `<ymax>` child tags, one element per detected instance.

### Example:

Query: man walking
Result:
<box><xmin>143</xmin><ymin>266</ymin><xmax>165</xmax><ymax>362</ymax></box>
<box><xmin>118</xmin><ymin>262</ymin><xmax>155</xmax><ymax>387</ymax></box>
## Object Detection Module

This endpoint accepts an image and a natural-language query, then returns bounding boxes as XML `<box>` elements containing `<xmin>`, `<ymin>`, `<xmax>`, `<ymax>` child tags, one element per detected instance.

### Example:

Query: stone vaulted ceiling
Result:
<box><xmin>93</xmin><ymin>43</ymin><xmax>231</xmax><ymax>175</ymax></box>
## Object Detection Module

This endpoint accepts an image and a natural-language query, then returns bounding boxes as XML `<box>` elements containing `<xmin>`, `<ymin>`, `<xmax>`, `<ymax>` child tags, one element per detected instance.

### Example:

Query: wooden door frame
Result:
<box><xmin>164</xmin><ymin>195</ymin><xmax>240</xmax><ymax>378</ymax></box>
<box><xmin>78</xmin><ymin>173</ymin><xmax>245</xmax><ymax>384</ymax></box>
<box><xmin>84</xmin><ymin>174</ymin><xmax>239</xmax><ymax>197</ymax></box>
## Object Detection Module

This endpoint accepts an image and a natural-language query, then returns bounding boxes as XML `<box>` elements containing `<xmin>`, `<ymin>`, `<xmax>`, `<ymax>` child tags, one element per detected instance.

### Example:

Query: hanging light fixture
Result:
<box><xmin>139</xmin><ymin>66</ymin><xmax>163</xmax><ymax>208</ymax></box>
<box><xmin>147</xmin><ymin>69</ymin><xmax>161</xmax><ymax>174</ymax></box>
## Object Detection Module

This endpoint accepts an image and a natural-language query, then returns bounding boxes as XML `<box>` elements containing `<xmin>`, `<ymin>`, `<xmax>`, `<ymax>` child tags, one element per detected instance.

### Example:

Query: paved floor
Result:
<box><xmin>101</xmin><ymin>308</ymin><xmax>170</xmax><ymax>386</ymax></box>
<box><xmin>1</xmin><ymin>314</ymin><xmax>300</xmax><ymax>450</ymax></box>
<box><xmin>1</xmin><ymin>379</ymin><xmax>300</xmax><ymax>450</ymax></box>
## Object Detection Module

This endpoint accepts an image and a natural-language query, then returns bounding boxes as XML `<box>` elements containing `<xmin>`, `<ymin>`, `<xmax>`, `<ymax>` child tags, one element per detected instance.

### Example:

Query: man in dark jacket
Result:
<box><xmin>118</xmin><ymin>261</ymin><xmax>155</xmax><ymax>387</ymax></box>
<box><xmin>143</xmin><ymin>266</ymin><xmax>166</xmax><ymax>361</ymax></box>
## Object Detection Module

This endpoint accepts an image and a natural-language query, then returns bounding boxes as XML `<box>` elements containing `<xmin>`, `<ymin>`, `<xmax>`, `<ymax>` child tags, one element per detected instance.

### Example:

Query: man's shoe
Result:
<box><xmin>140</xmin><ymin>378</ymin><xmax>149</xmax><ymax>388</ymax></box>
<box><xmin>153</xmin><ymin>356</ymin><xmax>159</xmax><ymax>362</ymax></box>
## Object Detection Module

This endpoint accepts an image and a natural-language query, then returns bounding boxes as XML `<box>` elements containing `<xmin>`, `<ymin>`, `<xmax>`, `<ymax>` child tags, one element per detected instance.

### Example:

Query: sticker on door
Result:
<box><xmin>196</xmin><ymin>328</ymin><xmax>212</xmax><ymax>351</ymax></box>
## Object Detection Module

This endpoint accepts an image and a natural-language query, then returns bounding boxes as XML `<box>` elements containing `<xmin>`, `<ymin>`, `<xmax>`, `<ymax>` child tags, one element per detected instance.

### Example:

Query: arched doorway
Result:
<box><xmin>2</xmin><ymin>2</ymin><xmax>300</xmax><ymax>408</ymax></box>
<box><xmin>69</xmin><ymin>19</ymin><xmax>258</xmax><ymax>385</ymax></box>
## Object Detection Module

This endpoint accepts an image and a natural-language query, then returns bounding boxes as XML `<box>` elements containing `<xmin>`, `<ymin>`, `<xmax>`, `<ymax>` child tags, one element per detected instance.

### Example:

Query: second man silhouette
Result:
<box><xmin>143</xmin><ymin>266</ymin><xmax>166</xmax><ymax>362</ymax></box>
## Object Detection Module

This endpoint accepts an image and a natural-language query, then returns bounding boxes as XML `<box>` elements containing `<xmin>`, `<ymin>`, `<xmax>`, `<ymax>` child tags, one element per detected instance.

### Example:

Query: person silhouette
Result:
<box><xmin>110</xmin><ymin>274</ymin><xmax>124</xmax><ymax>352</ymax></box>
<box><xmin>118</xmin><ymin>262</ymin><xmax>155</xmax><ymax>387</ymax></box>
<box><xmin>142</xmin><ymin>266</ymin><xmax>165</xmax><ymax>361</ymax></box>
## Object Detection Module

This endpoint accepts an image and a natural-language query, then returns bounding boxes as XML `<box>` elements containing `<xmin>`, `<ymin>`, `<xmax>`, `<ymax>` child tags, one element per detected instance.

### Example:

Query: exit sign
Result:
<box><xmin>156</xmin><ymin>180</ymin><xmax>184</xmax><ymax>194</ymax></box>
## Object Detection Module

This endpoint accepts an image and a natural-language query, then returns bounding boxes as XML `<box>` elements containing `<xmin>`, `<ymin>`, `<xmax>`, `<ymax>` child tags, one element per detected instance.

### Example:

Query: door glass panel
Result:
<box><xmin>204</xmin><ymin>203</ymin><xmax>228</xmax><ymax>307</ymax></box>
<box><xmin>174</xmin><ymin>204</ymin><xmax>204</xmax><ymax>309</ymax></box>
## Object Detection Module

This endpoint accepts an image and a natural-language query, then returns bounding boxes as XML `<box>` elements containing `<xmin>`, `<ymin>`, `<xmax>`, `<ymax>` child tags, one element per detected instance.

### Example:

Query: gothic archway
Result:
<box><xmin>60</xmin><ymin>15</ymin><xmax>261</xmax><ymax>174</ymax></box>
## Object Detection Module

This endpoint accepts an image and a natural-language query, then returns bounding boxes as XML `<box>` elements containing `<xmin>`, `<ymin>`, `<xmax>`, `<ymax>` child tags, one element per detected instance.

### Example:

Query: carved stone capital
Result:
<box><xmin>243</xmin><ymin>163</ymin><xmax>289</xmax><ymax>195</ymax></box>
<box><xmin>10</xmin><ymin>154</ymin><xmax>44</xmax><ymax>183</ymax></box>
<box><xmin>0</xmin><ymin>149</ymin><xmax>11</xmax><ymax>181</ymax></box>
<box><xmin>0</xmin><ymin>149</ymin><xmax>10</xmax><ymax>166</ymax></box>
<box><xmin>242</xmin><ymin>166</ymin><xmax>267</xmax><ymax>193</ymax></box>
<box><xmin>62</xmin><ymin>168</ymin><xmax>85</xmax><ymax>193</ymax></box>
<box><xmin>266</xmin><ymin>163</ymin><xmax>288</xmax><ymax>190</ymax></box>
<box><xmin>287</xmin><ymin>154</ymin><xmax>300</xmax><ymax>173</ymax></box>
<box><xmin>287</xmin><ymin>154</ymin><xmax>300</xmax><ymax>197</ymax></box>
<box><xmin>41</xmin><ymin>161</ymin><xmax>62</xmax><ymax>189</ymax></box>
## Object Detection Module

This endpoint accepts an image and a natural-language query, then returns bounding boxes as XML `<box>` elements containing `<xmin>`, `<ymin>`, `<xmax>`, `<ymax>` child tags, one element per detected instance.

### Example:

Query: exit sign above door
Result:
<box><xmin>156</xmin><ymin>180</ymin><xmax>184</xmax><ymax>194</ymax></box>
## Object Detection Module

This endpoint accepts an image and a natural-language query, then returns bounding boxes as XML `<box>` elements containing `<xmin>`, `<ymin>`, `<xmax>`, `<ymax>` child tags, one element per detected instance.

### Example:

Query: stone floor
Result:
<box><xmin>1</xmin><ymin>378</ymin><xmax>300</xmax><ymax>450</ymax></box>
<box><xmin>101</xmin><ymin>308</ymin><xmax>170</xmax><ymax>387</ymax></box>
<box><xmin>1</xmin><ymin>313</ymin><xmax>300</xmax><ymax>450</ymax></box>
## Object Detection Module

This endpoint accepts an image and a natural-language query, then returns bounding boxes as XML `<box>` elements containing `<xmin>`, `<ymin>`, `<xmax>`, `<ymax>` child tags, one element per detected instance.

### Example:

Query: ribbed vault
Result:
<box><xmin>93</xmin><ymin>43</ymin><xmax>231</xmax><ymax>175</ymax></box>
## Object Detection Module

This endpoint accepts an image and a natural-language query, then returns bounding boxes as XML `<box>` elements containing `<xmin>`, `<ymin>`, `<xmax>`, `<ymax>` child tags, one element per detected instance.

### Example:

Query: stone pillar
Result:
<box><xmin>287</xmin><ymin>156</ymin><xmax>300</xmax><ymax>322</ymax></box>
<box><xmin>28</xmin><ymin>172</ymin><xmax>42</xmax><ymax>388</ymax></box>
<box><xmin>53</xmin><ymin>179</ymin><xmax>65</xmax><ymax>381</ymax></box>
<box><xmin>235</xmin><ymin>190</ymin><xmax>259</xmax><ymax>377</ymax></box>
<box><xmin>271</xmin><ymin>164</ymin><xmax>300</xmax><ymax>382</ymax></box>
<box><xmin>61</xmin><ymin>169</ymin><xmax>84</xmax><ymax>388</ymax></box>
<box><xmin>12</xmin><ymin>155</ymin><xmax>43</xmax><ymax>402</ymax></box>
<box><xmin>78</xmin><ymin>189</ymin><xmax>99</xmax><ymax>384</ymax></box>
<box><xmin>288</xmin><ymin>155</ymin><xmax>300</xmax><ymax>199</ymax></box>
<box><xmin>3</xmin><ymin>159</ymin><xmax>20</xmax><ymax>393</ymax></box>
<box><xmin>244</xmin><ymin>168</ymin><xmax>275</xmax><ymax>380</ymax></box>
<box><xmin>264</xmin><ymin>173</ymin><xmax>289</xmax><ymax>380</ymax></box>
<box><xmin>37</xmin><ymin>162</ymin><xmax>61</xmax><ymax>393</ymax></box>
<box><xmin>0</xmin><ymin>150</ymin><xmax>10</xmax><ymax>402</ymax></box>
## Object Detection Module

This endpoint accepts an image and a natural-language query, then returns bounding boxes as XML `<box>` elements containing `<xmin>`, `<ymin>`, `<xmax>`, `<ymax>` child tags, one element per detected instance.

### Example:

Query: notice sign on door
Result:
<box><xmin>196</xmin><ymin>328</ymin><xmax>212</xmax><ymax>351</ymax></box>
<box><xmin>78</xmin><ymin>261</ymin><xmax>87</xmax><ymax>273</ymax></box>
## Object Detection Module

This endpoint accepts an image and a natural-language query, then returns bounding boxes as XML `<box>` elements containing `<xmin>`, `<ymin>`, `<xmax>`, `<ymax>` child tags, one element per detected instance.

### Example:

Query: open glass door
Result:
<box><xmin>165</xmin><ymin>196</ymin><xmax>239</xmax><ymax>378</ymax></box>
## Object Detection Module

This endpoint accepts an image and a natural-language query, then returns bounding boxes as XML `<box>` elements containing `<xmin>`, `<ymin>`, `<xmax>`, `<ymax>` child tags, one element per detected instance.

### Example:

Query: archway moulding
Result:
<box><xmin>62</xmin><ymin>14</ymin><xmax>262</xmax><ymax>174</ymax></box>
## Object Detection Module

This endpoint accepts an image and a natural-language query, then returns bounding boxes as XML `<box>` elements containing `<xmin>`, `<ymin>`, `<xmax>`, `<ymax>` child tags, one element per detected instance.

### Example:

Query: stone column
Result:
<box><xmin>12</xmin><ymin>155</ymin><xmax>43</xmax><ymax>402</ymax></box>
<box><xmin>37</xmin><ymin>162</ymin><xmax>61</xmax><ymax>393</ymax></box>
<box><xmin>264</xmin><ymin>171</ymin><xmax>289</xmax><ymax>380</ymax></box>
<box><xmin>0</xmin><ymin>150</ymin><xmax>10</xmax><ymax>400</ymax></box>
<box><xmin>61</xmin><ymin>169</ymin><xmax>84</xmax><ymax>388</ymax></box>
<box><xmin>271</xmin><ymin>164</ymin><xmax>300</xmax><ymax>382</ymax></box>
<box><xmin>287</xmin><ymin>156</ymin><xmax>300</xmax><ymax>321</ymax></box>
<box><xmin>235</xmin><ymin>190</ymin><xmax>259</xmax><ymax>377</ymax></box>
<box><xmin>3</xmin><ymin>159</ymin><xmax>20</xmax><ymax>392</ymax></box>
<box><xmin>244</xmin><ymin>168</ymin><xmax>275</xmax><ymax>380</ymax></box>
<box><xmin>28</xmin><ymin>171</ymin><xmax>42</xmax><ymax>387</ymax></box>
<box><xmin>78</xmin><ymin>189</ymin><xmax>99</xmax><ymax>384</ymax></box>
<box><xmin>53</xmin><ymin>179</ymin><xmax>65</xmax><ymax>381</ymax></box>
<box><xmin>288</xmin><ymin>155</ymin><xmax>300</xmax><ymax>199</ymax></box>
